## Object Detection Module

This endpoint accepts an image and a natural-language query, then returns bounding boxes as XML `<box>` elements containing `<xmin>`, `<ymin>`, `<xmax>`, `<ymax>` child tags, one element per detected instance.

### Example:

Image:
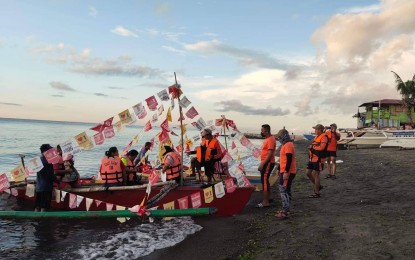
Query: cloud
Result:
<box><xmin>184</xmin><ymin>40</ymin><xmax>291</xmax><ymax>69</ymax></box>
<box><xmin>214</xmin><ymin>99</ymin><xmax>290</xmax><ymax>116</ymax></box>
<box><xmin>0</xmin><ymin>102</ymin><xmax>22</xmax><ymax>106</ymax></box>
<box><xmin>162</xmin><ymin>45</ymin><xmax>185</xmax><ymax>54</ymax></box>
<box><xmin>89</xmin><ymin>6</ymin><xmax>98</xmax><ymax>17</ymax></box>
<box><xmin>50</xmin><ymin>81</ymin><xmax>76</xmax><ymax>91</ymax></box>
<box><xmin>108</xmin><ymin>86</ymin><xmax>124</xmax><ymax>90</ymax></box>
<box><xmin>94</xmin><ymin>93</ymin><xmax>108</xmax><ymax>97</ymax></box>
<box><xmin>51</xmin><ymin>94</ymin><xmax>64</xmax><ymax>97</ymax></box>
<box><xmin>342</xmin><ymin>4</ymin><xmax>380</xmax><ymax>14</ymax></box>
<box><xmin>32</xmin><ymin>43</ymin><xmax>65</xmax><ymax>53</ymax></box>
<box><xmin>111</xmin><ymin>26</ymin><xmax>138</xmax><ymax>38</ymax></box>
<box><xmin>294</xmin><ymin>96</ymin><xmax>313</xmax><ymax>116</ymax></box>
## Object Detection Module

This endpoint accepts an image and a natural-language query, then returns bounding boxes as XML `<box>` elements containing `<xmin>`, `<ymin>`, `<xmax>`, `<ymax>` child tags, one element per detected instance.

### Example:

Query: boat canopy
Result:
<box><xmin>358</xmin><ymin>99</ymin><xmax>402</xmax><ymax>108</ymax></box>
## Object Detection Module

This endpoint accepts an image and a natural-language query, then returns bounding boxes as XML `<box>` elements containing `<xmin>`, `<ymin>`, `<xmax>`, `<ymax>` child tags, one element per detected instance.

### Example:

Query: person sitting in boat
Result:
<box><xmin>188</xmin><ymin>128</ymin><xmax>224</xmax><ymax>183</ymax></box>
<box><xmin>161</xmin><ymin>145</ymin><xmax>182</xmax><ymax>183</ymax></box>
<box><xmin>53</xmin><ymin>144</ymin><xmax>66</xmax><ymax>180</ymax></box>
<box><xmin>99</xmin><ymin>147</ymin><xmax>126</xmax><ymax>186</ymax></box>
<box><xmin>133</xmin><ymin>142</ymin><xmax>152</xmax><ymax>167</ymax></box>
<box><xmin>61</xmin><ymin>154</ymin><xmax>80</xmax><ymax>187</ymax></box>
<box><xmin>121</xmin><ymin>149</ymin><xmax>141</xmax><ymax>185</ymax></box>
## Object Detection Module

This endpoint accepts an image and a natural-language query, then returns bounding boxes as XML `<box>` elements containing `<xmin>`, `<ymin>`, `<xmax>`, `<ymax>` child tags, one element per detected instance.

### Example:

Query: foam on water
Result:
<box><xmin>77</xmin><ymin>217</ymin><xmax>202</xmax><ymax>259</ymax></box>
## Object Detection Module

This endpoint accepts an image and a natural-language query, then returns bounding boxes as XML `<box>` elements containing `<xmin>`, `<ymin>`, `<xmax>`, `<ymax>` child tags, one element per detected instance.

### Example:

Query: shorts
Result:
<box><xmin>260</xmin><ymin>162</ymin><xmax>275</xmax><ymax>192</ymax></box>
<box><xmin>327</xmin><ymin>151</ymin><xmax>337</xmax><ymax>157</ymax></box>
<box><xmin>307</xmin><ymin>162</ymin><xmax>324</xmax><ymax>171</ymax></box>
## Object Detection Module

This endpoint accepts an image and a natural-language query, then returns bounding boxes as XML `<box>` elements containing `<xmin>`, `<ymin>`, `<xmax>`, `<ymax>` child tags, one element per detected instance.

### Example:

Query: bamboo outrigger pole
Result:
<box><xmin>174</xmin><ymin>72</ymin><xmax>185</xmax><ymax>186</ymax></box>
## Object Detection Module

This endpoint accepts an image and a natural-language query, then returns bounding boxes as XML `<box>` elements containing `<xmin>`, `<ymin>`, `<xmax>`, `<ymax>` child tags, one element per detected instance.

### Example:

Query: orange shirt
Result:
<box><xmin>279</xmin><ymin>142</ymin><xmax>296</xmax><ymax>174</ymax></box>
<box><xmin>326</xmin><ymin>131</ymin><xmax>340</xmax><ymax>151</ymax></box>
<box><xmin>261</xmin><ymin>136</ymin><xmax>276</xmax><ymax>163</ymax></box>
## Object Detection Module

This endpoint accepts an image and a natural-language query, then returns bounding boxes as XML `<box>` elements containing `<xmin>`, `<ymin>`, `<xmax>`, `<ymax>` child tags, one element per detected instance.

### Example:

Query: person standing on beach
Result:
<box><xmin>275</xmin><ymin>129</ymin><xmax>296</xmax><ymax>218</ymax></box>
<box><xmin>257</xmin><ymin>124</ymin><xmax>276</xmax><ymax>208</ymax></box>
<box><xmin>325</xmin><ymin>123</ymin><xmax>341</xmax><ymax>179</ymax></box>
<box><xmin>35</xmin><ymin>144</ymin><xmax>60</xmax><ymax>212</ymax></box>
<box><xmin>306</xmin><ymin>124</ymin><xmax>328</xmax><ymax>198</ymax></box>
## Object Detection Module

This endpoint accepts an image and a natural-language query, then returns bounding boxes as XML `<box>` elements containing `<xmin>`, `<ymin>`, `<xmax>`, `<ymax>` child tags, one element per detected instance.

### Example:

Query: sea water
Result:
<box><xmin>0</xmin><ymin>118</ymin><xmax>261</xmax><ymax>259</ymax></box>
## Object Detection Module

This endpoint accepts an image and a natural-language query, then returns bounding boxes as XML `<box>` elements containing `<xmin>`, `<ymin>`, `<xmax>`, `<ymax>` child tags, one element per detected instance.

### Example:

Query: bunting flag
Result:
<box><xmin>158</xmin><ymin>130</ymin><xmax>170</xmax><ymax>144</ymax></box>
<box><xmin>114</xmin><ymin>121</ymin><xmax>124</xmax><ymax>133</ymax></box>
<box><xmin>151</xmin><ymin>113</ymin><xmax>158</xmax><ymax>123</ymax></box>
<box><xmin>160</xmin><ymin>119</ymin><xmax>170</xmax><ymax>132</ymax></box>
<box><xmin>235</xmin><ymin>173</ymin><xmax>245</xmax><ymax>187</ymax></box>
<box><xmin>85</xmin><ymin>198</ymin><xmax>93</xmax><ymax>211</ymax></box>
<box><xmin>185</xmin><ymin>137</ymin><xmax>193</xmax><ymax>148</ymax></box>
<box><xmin>240</xmin><ymin>135</ymin><xmax>251</xmax><ymax>147</ymax></box>
<box><xmin>61</xmin><ymin>190</ymin><xmax>68</xmax><ymax>202</ymax></box>
<box><xmin>103</xmin><ymin>117</ymin><xmax>114</xmax><ymax>127</ymax></box>
<box><xmin>119</xmin><ymin>109</ymin><xmax>133</xmax><ymax>125</ymax></box>
<box><xmin>214</xmin><ymin>182</ymin><xmax>225</xmax><ymax>199</ymax></box>
<box><xmin>10</xmin><ymin>188</ymin><xmax>18</xmax><ymax>196</ymax></box>
<box><xmin>103</xmin><ymin>125</ymin><xmax>116</xmax><ymax>139</ymax></box>
<box><xmin>203</xmin><ymin>186</ymin><xmax>214</xmax><ymax>204</ymax></box>
<box><xmin>69</xmin><ymin>194</ymin><xmax>77</xmax><ymax>209</ymax></box>
<box><xmin>137</xmin><ymin>106</ymin><xmax>148</xmax><ymax>119</ymax></box>
<box><xmin>43</xmin><ymin>147</ymin><xmax>60</xmax><ymax>164</ymax></box>
<box><xmin>178</xmin><ymin>196</ymin><xmax>189</xmax><ymax>209</ymax></box>
<box><xmin>95</xmin><ymin>200</ymin><xmax>103</xmax><ymax>207</ymax></box>
<box><xmin>185</xmin><ymin>106</ymin><xmax>199</xmax><ymax>119</ymax></box>
<box><xmin>178</xmin><ymin>96</ymin><xmax>191</xmax><ymax>108</ymax></box>
<box><xmin>166</xmin><ymin>107</ymin><xmax>172</xmax><ymax>122</ymax></box>
<box><xmin>192</xmin><ymin>117</ymin><xmax>207</xmax><ymax>131</ymax></box>
<box><xmin>133</xmin><ymin>102</ymin><xmax>145</xmax><ymax>115</ymax></box>
<box><xmin>243</xmin><ymin>176</ymin><xmax>252</xmax><ymax>187</ymax></box>
<box><xmin>168</xmin><ymin>84</ymin><xmax>182</xmax><ymax>99</ymax></box>
<box><xmin>157</xmin><ymin>89</ymin><xmax>170</xmax><ymax>101</ymax></box>
<box><xmin>158</xmin><ymin>104</ymin><xmax>164</xmax><ymax>116</ymax></box>
<box><xmin>90</xmin><ymin>123</ymin><xmax>105</xmax><ymax>133</ymax></box>
<box><xmin>252</xmin><ymin>148</ymin><xmax>261</xmax><ymax>158</ymax></box>
<box><xmin>27</xmin><ymin>156</ymin><xmax>43</xmax><ymax>174</ymax></box>
<box><xmin>221</xmin><ymin>152</ymin><xmax>233</xmax><ymax>164</ymax></box>
<box><xmin>231</xmin><ymin>141</ymin><xmax>237</xmax><ymax>150</ymax></box>
<box><xmin>133</xmin><ymin>135</ymin><xmax>139</xmax><ymax>144</ymax></box>
<box><xmin>191</xmin><ymin>192</ymin><xmax>202</xmax><ymax>208</ymax></box>
<box><xmin>181</xmin><ymin>124</ymin><xmax>187</xmax><ymax>135</ymax></box>
<box><xmin>54</xmin><ymin>188</ymin><xmax>61</xmax><ymax>203</ymax></box>
<box><xmin>225</xmin><ymin>178</ymin><xmax>236</xmax><ymax>193</ymax></box>
<box><xmin>215</xmin><ymin>115</ymin><xmax>236</xmax><ymax>130</ymax></box>
<box><xmin>145</xmin><ymin>182</ymin><xmax>151</xmax><ymax>195</ymax></box>
<box><xmin>75</xmin><ymin>131</ymin><xmax>94</xmax><ymax>150</ymax></box>
<box><xmin>25</xmin><ymin>184</ymin><xmax>35</xmax><ymax>197</ymax></box>
<box><xmin>106</xmin><ymin>203</ymin><xmax>114</xmax><ymax>211</ymax></box>
<box><xmin>93</xmin><ymin>132</ymin><xmax>105</xmax><ymax>145</ymax></box>
<box><xmin>11</xmin><ymin>165</ymin><xmax>27</xmax><ymax>182</ymax></box>
<box><xmin>144</xmin><ymin>121</ymin><xmax>152</xmax><ymax>132</ymax></box>
<box><xmin>76</xmin><ymin>195</ymin><xmax>84</xmax><ymax>208</ymax></box>
<box><xmin>60</xmin><ymin>139</ymin><xmax>81</xmax><ymax>157</ymax></box>
<box><xmin>148</xmin><ymin>169</ymin><xmax>159</xmax><ymax>185</ymax></box>
<box><xmin>158</xmin><ymin>142</ymin><xmax>166</xmax><ymax>164</ymax></box>
<box><xmin>145</xmin><ymin>95</ymin><xmax>159</xmax><ymax>111</ymax></box>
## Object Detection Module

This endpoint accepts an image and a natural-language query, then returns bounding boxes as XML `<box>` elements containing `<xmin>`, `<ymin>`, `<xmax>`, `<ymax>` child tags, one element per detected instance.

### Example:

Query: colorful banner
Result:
<box><xmin>106</xmin><ymin>203</ymin><xmax>114</xmax><ymax>211</ymax></box>
<box><xmin>85</xmin><ymin>198</ymin><xmax>93</xmax><ymax>211</ymax></box>
<box><xmin>178</xmin><ymin>196</ymin><xmax>189</xmax><ymax>209</ymax></box>
<box><xmin>146</xmin><ymin>95</ymin><xmax>159</xmax><ymax>111</ymax></box>
<box><xmin>185</xmin><ymin>106</ymin><xmax>198</xmax><ymax>119</ymax></box>
<box><xmin>144</xmin><ymin>121</ymin><xmax>152</xmax><ymax>132</ymax></box>
<box><xmin>149</xmin><ymin>169</ymin><xmax>159</xmax><ymax>185</ymax></box>
<box><xmin>225</xmin><ymin>178</ymin><xmax>236</xmax><ymax>193</ymax></box>
<box><xmin>119</xmin><ymin>109</ymin><xmax>133</xmax><ymax>125</ymax></box>
<box><xmin>27</xmin><ymin>156</ymin><xmax>44</xmax><ymax>174</ymax></box>
<box><xmin>157</xmin><ymin>89</ymin><xmax>170</xmax><ymax>101</ymax></box>
<box><xmin>60</xmin><ymin>139</ymin><xmax>81</xmax><ymax>157</ymax></box>
<box><xmin>103</xmin><ymin>117</ymin><xmax>114</xmax><ymax>127</ymax></box>
<box><xmin>133</xmin><ymin>102</ymin><xmax>145</xmax><ymax>115</ymax></box>
<box><xmin>166</xmin><ymin>107</ymin><xmax>172</xmax><ymax>122</ymax></box>
<box><xmin>90</xmin><ymin>123</ymin><xmax>105</xmax><ymax>133</ymax></box>
<box><xmin>54</xmin><ymin>188</ymin><xmax>61</xmax><ymax>203</ymax></box>
<box><xmin>214</xmin><ymin>182</ymin><xmax>225</xmax><ymax>199</ymax></box>
<box><xmin>0</xmin><ymin>173</ymin><xmax>10</xmax><ymax>192</ymax></box>
<box><xmin>137</xmin><ymin>105</ymin><xmax>147</xmax><ymax>119</ymax></box>
<box><xmin>69</xmin><ymin>194</ymin><xmax>77</xmax><ymax>209</ymax></box>
<box><xmin>190</xmin><ymin>192</ymin><xmax>202</xmax><ymax>208</ymax></box>
<box><xmin>76</xmin><ymin>195</ymin><xmax>84</xmax><ymax>208</ymax></box>
<box><xmin>179</xmin><ymin>96</ymin><xmax>191</xmax><ymax>108</ymax></box>
<box><xmin>252</xmin><ymin>148</ymin><xmax>261</xmax><ymax>158</ymax></box>
<box><xmin>221</xmin><ymin>152</ymin><xmax>233</xmax><ymax>163</ymax></box>
<box><xmin>43</xmin><ymin>147</ymin><xmax>60</xmax><ymax>164</ymax></box>
<box><xmin>151</xmin><ymin>113</ymin><xmax>158</xmax><ymax>123</ymax></box>
<box><xmin>93</xmin><ymin>132</ymin><xmax>105</xmax><ymax>145</ymax></box>
<box><xmin>114</xmin><ymin>121</ymin><xmax>124</xmax><ymax>133</ymax></box>
<box><xmin>158</xmin><ymin>104</ymin><xmax>164</xmax><ymax>116</ymax></box>
<box><xmin>75</xmin><ymin>131</ymin><xmax>94</xmax><ymax>150</ymax></box>
<box><xmin>25</xmin><ymin>184</ymin><xmax>35</xmax><ymax>197</ymax></box>
<box><xmin>203</xmin><ymin>186</ymin><xmax>214</xmax><ymax>204</ymax></box>
<box><xmin>11</xmin><ymin>165</ymin><xmax>27</xmax><ymax>182</ymax></box>
<box><xmin>163</xmin><ymin>201</ymin><xmax>175</xmax><ymax>210</ymax></box>
<box><xmin>160</xmin><ymin>119</ymin><xmax>170</xmax><ymax>132</ymax></box>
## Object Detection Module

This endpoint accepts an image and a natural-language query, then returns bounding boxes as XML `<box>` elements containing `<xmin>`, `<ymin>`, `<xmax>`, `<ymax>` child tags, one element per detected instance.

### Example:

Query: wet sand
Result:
<box><xmin>144</xmin><ymin>139</ymin><xmax>415</xmax><ymax>259</ymax></box>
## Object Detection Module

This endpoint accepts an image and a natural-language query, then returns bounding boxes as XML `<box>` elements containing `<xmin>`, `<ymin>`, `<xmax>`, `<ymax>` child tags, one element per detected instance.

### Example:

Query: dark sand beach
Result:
<box><xmin>145</xmin><ymin>139</ymin><xmax>415</xmax><ymax>259</ymax></box>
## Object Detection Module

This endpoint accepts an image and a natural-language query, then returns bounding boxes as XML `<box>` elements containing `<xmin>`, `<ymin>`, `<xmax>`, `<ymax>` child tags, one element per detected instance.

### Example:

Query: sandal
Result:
<box><xmin>256</xmin><ymin>203</ymin><xmax>270</xmax><ymax>208</ymax></box>
<box><xmin>308</xmin><ymin>193</ymin><xmax>320</xmax><ymax>198</ymax></box>
<box><xmin>275</xmin><ymin>210</ymin><xmax>288</xmax><ymax>219</ymax></box>
<box><xmin>324</xmin><ymin>175</ymin><xmax>333</xmax><ymax>179</ymax></box>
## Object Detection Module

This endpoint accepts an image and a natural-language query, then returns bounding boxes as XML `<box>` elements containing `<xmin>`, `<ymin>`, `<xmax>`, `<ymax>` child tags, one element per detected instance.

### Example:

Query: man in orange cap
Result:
<box><xmin>306</xmin><ymin>124</ymin><xmax>328</xmax><ymax>198</ymax></box>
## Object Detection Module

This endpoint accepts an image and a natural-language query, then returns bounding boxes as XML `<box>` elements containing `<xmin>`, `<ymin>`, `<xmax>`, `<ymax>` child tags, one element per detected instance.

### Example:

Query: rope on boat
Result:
<box><xmin>146</xmin><ymin>182</ymin><xmax>179</xmax><ymax>208</ymax></box>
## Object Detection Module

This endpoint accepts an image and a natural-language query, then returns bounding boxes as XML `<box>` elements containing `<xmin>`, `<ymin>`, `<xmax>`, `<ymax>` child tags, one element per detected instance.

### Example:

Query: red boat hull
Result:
<box><xmin>15</xmin><ymin>185</ymin><xmax>255</xmax><ymax>217</ymax></box>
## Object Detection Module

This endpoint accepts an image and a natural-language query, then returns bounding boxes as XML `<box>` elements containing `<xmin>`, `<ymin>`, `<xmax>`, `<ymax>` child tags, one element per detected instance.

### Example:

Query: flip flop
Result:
<box><xmin>256</xmin><ymin>203</ymin><xmax>270</xmax><ymax>208</ymax></box>
<box><xmin>324</xmin><ymin>175</ymin><xmax>333</xmax><ymax>179</ymax></box>
<box><xmin>308</xmin><ymin>193</ymin><xmax>320</xmax><ymax>198</ymax></box>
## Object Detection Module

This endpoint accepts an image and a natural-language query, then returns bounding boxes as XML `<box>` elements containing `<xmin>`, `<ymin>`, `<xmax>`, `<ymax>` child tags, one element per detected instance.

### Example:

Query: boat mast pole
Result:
<box><xmin>174</xmin><ymin>72</ymin><xmax>184</xmax><ymax>186</ymax></box>
<box><xmin>378</xmin><ymin>100</ymin><xmax>381</xmax><ymax>129</ymax></box>
<box><xmin>222</xmin><ymin>116</ymin><xmax>228</xmax><ymax>151</ymax></box>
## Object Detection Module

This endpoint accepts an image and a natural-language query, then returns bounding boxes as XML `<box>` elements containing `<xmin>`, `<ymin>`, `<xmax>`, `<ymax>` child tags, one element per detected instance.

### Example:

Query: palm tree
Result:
<box><xmin>391</xmin><ymin>71</ymin><xmax>415</xmax><ymax>126</ymax></box>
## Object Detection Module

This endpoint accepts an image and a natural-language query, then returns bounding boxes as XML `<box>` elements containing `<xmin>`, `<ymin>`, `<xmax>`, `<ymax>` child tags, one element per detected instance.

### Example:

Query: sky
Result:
<box><xmin>1</xmin><ymin>0</ymin><xmax>415</xmax><ymax>133</ymax></box>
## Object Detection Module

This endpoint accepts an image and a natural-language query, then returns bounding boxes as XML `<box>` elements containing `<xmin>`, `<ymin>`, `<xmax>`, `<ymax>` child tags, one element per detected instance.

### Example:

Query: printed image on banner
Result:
<box><xmin>185</xmin><ymin>106</ymin><xmax>199</xmax><ymax>119</ymax></box>
<box><xmin>203</xmin><ymin>186</ymin><xmax>214</xmax><ymax>204</ymax></box>
<box><xmin>43</xmin><ymin>147</ymin><xmax>61</xmax><ymax>164</ymax></box>
<box><xmin>0</xmin><ymin>173</ymin><xmax>10</xmax><ymax>192</ymax></box>
<box><xmin>114</xmin><ymin>121</ymin><xmax>124</xmax><ymax>133</ymax></box>
<box><xmin>118</xmin><ymin>109</ymin><xmax>133</xmax><ymax>125</ymax></box>
<box><xmin>151</xmin><ymin>113</ymin><xmax>158</xmax><ymax>123</ymax></box>
<box><xmin>75</xmin><ymin>131</ymin><xmax>94</xmax><ymax>149</ymax></box>
<box><xmin>190</xmin><ymin>192</ymin><xmax>202</xmax><ymax>208</ymax></box>
<box><xmin>225</xmin><ymin>178</ymin><xmax>236</xmax><ymax>193</ymax></box>
<box><xmin>60</xmin><ymin>139</ymin><xmax>81</xmax><ymax>157</ymax></box>
<box><xmin>27</xmin><ymin>156</ymin><xmax>44</xmax><ymax>174</ymax></box>
<box><xmin>214</xmin><ymin>182</ymin><xmax>225</xmax><ymax>198</ymax></box>
<box><xmin>93</xmin><ymin>132</ymin><xmax>105</xmax><ymax>145</ymax></box>
<box><xmin>178</xmin><ymin>96</ymin><xmax>191</xmax><ymax>108</ymax></box>
<box><xmin>157</xmin><ymin>89</ymin><xmax>170</xmax><ymax>101</ymax></box>
<box><xmin>146</xmin><ymin>95</ymin><xmax>159</xmax><ymax>111</ymax></box>
<box><xmin>11</xmin><ymin>165</ymin><xmax>27</xmax><ymax>182</ymax></box>
<box><xmin>103</xmin><ymin>125</ymin><xmax>116</xmax><ymax>139</ymax></box>
<box><xmin>178</xmin><ymin>196</ymin><xmax>188</xmax><ymax>209</ymax></box>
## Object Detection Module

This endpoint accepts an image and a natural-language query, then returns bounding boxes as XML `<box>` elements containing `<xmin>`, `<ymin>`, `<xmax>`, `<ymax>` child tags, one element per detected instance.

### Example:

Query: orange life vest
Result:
<box><xmin>309</xmin><ymin>134</ymin><xmax>328</xmax><ymax>163</ymax></box>
<box><xmin>196</xmin><ymin>138</ymin><xmax>219</xmax><ymax>163</ymax></box>
<box><xmin>163</xmin><ymin>151</ymin><xmax>181</xmax><ymax>180</ymax></box>
<box><xmin>121</xmin><ymin>156</ymin><xmax>135</xmax><ymax>182</ymax></box>
<box><xmin>100</xmin><ymin>156</ymin><xmax>123</xmax><ymax>184</ymax></box>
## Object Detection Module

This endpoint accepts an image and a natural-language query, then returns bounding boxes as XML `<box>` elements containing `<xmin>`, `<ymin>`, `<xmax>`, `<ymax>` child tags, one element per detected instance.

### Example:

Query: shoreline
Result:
<box><xmin>144</xmin><ymin>139</ymin><xmax>415</xmax><ymax>259</ymax></box>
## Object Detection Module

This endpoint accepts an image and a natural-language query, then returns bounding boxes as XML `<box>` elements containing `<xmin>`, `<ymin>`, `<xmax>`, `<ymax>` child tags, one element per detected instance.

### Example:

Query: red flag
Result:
<box><xmin>231</xmin><ymin>141</ymin><xmax>236</xmax><ymax>150</ymax></box>
<box><xmin>149</xmin><ymin>169</ymin><xmax>159</xmax><ymax>185</ymax></box>
<box><xmin>144</xmin><ymin>121</ymin><xmax>152</xmax><ymax>132</ymax></box>
<box><xmin>168</xmin><ymin>84</ymin><xmax>182</xmax><ymax>99</ymax></box>
<box><xmin>103</xmin><ymin>125</ymin><xmax>115</xmax><ymax>138</ymax></box>
<box><xmin>178</xmin><ymin>196</ymin><xmax>189</xmax><ymax>209</ymax></box>
<box><xmin>225</xmin><ymin>178</ymin><xmax>236</xmax><ymax>193</ymax></box>
<box><xmin>158</xmin><ymin>130</ymin><xmax>170</xmax><ymax>143</ymax></box>
<box><xmin>90</xmin><ymin>124</ymin><xmax>105</xmax><ymax>132</ymax></box>
<box><xmin>145</xmin><ymin>96</ymin><xmax>158</xmax><ymax>111</ymax></box>
<box><xmin>160</xmin><ymin>119</ymin><xmax>170</xmax><ymax>132</ymax></box>
<box><xmin>103</xmin><ymin>117</ymin><xmax>114</xmax><ymax>127</ymax></box>
<box><xmin>185</xmin><ymin>107</ymin><xmax>198</xmax><ymax>119</ymax></box>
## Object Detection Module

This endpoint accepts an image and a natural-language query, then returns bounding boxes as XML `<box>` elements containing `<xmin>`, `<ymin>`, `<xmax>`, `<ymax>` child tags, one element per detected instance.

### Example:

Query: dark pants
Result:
<box><xmin>278</xmin><ymin>173</ymin><xmax>296</xmax><ymax>213</ymax></box>
<box><xmin>35</xmin><ymin>191</ymin><xmax>52</xmax><ymax>210</ymax></box>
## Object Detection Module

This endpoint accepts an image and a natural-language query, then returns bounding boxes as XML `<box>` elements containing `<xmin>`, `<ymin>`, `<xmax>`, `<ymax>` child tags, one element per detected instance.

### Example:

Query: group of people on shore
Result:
<box><xmin>257</xmin><ymin>123</ymin><xmax>340</xmax><ymax>219</ymax></box>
